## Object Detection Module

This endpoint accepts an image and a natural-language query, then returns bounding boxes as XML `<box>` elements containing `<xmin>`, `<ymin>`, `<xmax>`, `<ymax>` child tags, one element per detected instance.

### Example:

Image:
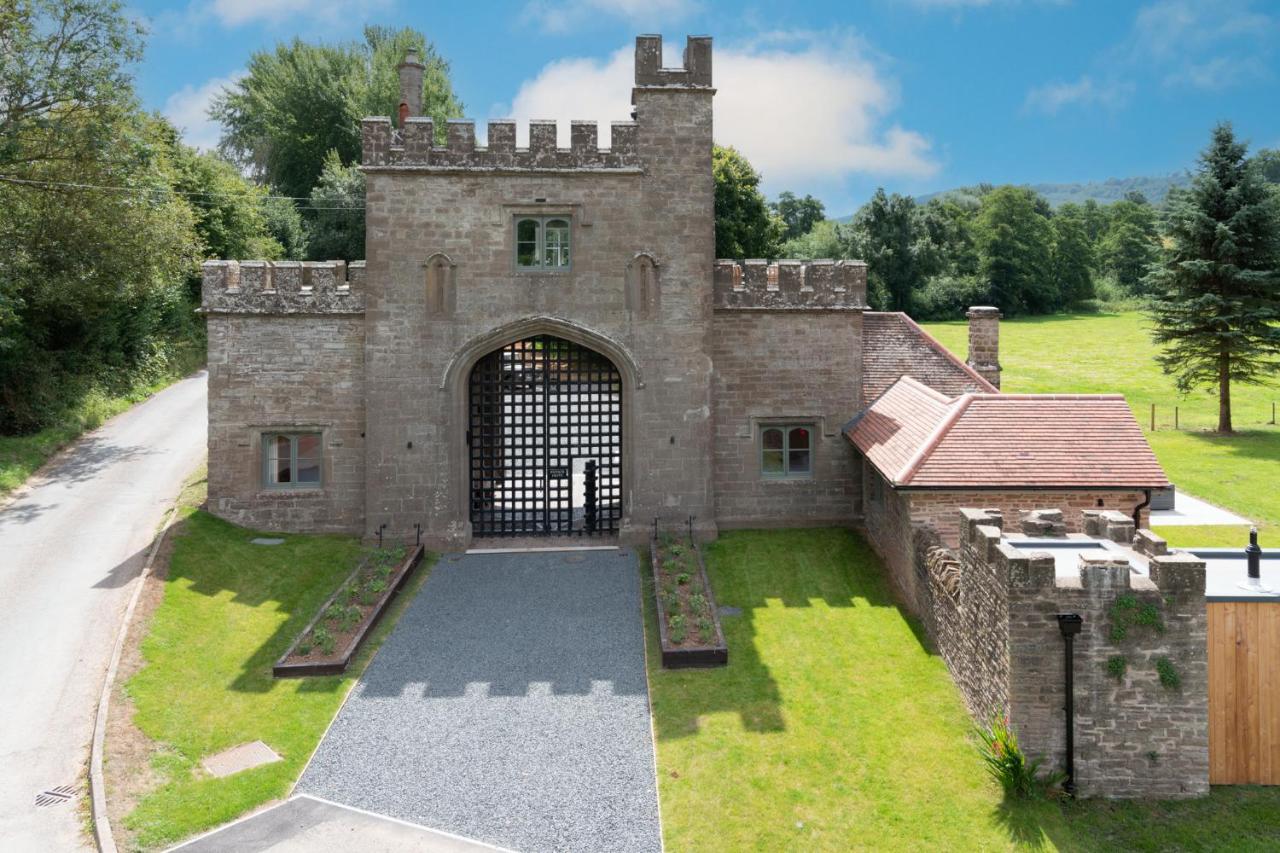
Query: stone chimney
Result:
<box><xmin>397</xmin><ymin>50</ymin><xmax>425</xmax><ymax>125</ymax></box>
<box><xmin>966</xmin><ymin>306</ymin><xmax>1001</xmax><ymax>389</ymax></box>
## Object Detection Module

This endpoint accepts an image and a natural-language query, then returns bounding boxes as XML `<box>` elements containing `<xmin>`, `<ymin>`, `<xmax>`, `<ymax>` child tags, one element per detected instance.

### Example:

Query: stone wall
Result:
<box><xmin>930</xmin><ymin>508</ymin><xmax>1209</xmax><ymax>798</ymax></box>
<box><xmin>360</xmin><ymin>34</ymin><xmax>717</xmax><ymax>547</ymax></box>
<box><xmin>907</xmin><ymin>489</ymin><xmax>1150</xmax><ymax>546</ymax></box>
<box><xmin>710</xmin><ymin>311</ymin><xmax>863</xmax><ymax>528</ymax></box>
<box><xmin>205</xmin><ymin>314</ymin><xmax>366</xmax><ymax>532</ymax></box>
<box><xmin>861</xmin><ymin>462</ymin><xmax>917</xmax><ymax>607</ymax></box>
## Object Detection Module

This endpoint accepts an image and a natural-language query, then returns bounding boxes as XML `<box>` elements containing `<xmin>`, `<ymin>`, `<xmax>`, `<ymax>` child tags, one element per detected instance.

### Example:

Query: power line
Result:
<box><xmin>0</xmin><ymin>174</ymin><xmax>367</xmax><ymax>211</ymax></box>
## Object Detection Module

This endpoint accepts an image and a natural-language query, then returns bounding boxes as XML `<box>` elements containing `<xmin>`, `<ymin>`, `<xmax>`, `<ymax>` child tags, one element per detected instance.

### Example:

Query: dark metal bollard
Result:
<box><xmin>584</xmin><ymin>460</ymin><xmax>598</xmax><ymax>534</ymax></box>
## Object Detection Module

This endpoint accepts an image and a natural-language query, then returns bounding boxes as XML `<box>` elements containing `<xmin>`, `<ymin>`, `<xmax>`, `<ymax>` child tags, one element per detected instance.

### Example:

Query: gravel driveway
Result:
<box><xmin>298</xmin><ymin>549</ymin><xmax>661</xmax><ymax>853</ymax></box>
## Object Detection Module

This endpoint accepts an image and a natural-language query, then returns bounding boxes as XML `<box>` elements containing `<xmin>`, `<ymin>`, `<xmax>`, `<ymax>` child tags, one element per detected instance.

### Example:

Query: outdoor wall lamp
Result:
<box><xmin>1056</xmin><ymin>613</ymin><xmax>1083</xmax><ymax>797</ymax></box>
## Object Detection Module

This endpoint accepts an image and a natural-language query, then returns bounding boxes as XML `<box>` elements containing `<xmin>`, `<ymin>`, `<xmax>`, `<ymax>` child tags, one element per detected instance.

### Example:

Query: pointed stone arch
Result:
<box><xmin>443</xmin><ymin>317</ymin><xmax>642</xmax><ymax>539</ymax></box>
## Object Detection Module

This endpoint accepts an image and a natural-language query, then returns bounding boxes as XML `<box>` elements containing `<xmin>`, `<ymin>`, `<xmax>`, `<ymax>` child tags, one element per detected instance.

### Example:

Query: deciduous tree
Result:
<box><xmin>713</xmin><ymin>145</ymin><xmax>782</xmax><ymax>259</ymax></box>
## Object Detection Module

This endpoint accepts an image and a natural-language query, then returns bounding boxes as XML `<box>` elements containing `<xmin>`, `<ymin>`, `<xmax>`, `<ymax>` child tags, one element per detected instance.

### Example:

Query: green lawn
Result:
<box><xmin>645</xmin><ymin>529</ymin><xmax>1280</xmax><ymax>851</ymax></box>
<box><xmin>119</xmin><ymin>478</ymin><xmax>432</xmax><ymax>850</ymax></box>
<box><xmin>922</xmin><ymin>311</ymin><xmax>1279</xmax><ymax>543</ymax></box>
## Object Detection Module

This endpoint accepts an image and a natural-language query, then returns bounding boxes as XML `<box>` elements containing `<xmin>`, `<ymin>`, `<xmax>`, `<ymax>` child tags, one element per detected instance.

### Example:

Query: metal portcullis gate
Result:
<box><xmin>468</xmin><ymin>335</ymin><xmax>622</xmax><ymax>537</ymax></box>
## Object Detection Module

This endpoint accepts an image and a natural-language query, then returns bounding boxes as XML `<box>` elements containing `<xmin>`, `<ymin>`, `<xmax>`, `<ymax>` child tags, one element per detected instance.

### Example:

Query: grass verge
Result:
<box><xmin>643</xmin><ymin>528</ymin><xmax>1280</xmax><ymax>851</ymax></box>
<box><xmin>113</xmin><ymin>474</ymin><xmax>433</xmax><ymax>850</ymax></box>
<box><xmin>0</xmin><ymin>351</ymin><xmax>204</xmax><ymax>499</ymax></box>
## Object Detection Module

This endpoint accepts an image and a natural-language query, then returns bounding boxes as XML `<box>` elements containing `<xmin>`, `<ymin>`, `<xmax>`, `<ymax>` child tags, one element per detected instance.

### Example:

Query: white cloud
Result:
<box><xmin>163</xmin><ymin>72</ymin><xmax>244</xmax><ymax>151</ymax></box>
<box><xmin>211</xmin><ymin>0</ymin><xmax>388</xmax><ymax>26</ymax></box>
<box><xmin>1025</xmin><ymin>0</ymin><xmax>1276</xmax><ymax>111</ymax></box>
<box><xmin>1024</xmin><ymin>75</ymin><xmax>1134</xmax><ymax>114</ymax></box>
<box><xmin>1163</xmin><ymin>55</ymin><xmax>1267</xmax><ymax>90</ymax></box>
<box><xmin>901</xmin><ymin>0</ymin><xmax>1065</xmax><ymax>8</ymax></box>
<box><xmin>497</xmin><ymin>34</ymin><xmax>938</xmax><ymax>188</ymax></box>
<box><xmin>520</xmin><ymin>0</ymin><xmax>695</xmax><ymax>34</ymax></box>
<box><xmin>152</xmin><ymin>0</ymin><xmax>388</xmax><ymax>35</ymax></box>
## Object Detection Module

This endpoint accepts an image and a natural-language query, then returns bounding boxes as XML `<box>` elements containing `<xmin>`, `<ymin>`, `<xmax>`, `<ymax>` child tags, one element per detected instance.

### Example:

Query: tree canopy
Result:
<box><xmin>713</xmin><ymin>145</ymin><xmax>782</xmax><ymax>259</ymax></box>
<box><xmin>1147</xmin><ymin>122</ymin><xmax>1280</xmax><ymax>433</ymax></box>
<box><xmin>211</xmin><ymin>26</ymin><xmax>462</xmax><ymax>200</ymax></box>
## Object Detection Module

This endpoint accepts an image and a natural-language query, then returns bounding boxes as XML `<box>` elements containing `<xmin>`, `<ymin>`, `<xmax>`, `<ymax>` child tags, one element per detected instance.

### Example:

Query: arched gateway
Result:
<box><xmin>467</xmin><ymin>335</ymin><xmax>623</xmax><ymax>537</ymax></box>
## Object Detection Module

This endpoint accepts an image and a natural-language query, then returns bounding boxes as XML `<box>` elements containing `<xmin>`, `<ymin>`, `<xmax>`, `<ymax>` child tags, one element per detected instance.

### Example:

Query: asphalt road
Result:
<box><xmin>0</xmin><ymin>372</ymin><xmax>207</xmax><ymax>852</ymax></box>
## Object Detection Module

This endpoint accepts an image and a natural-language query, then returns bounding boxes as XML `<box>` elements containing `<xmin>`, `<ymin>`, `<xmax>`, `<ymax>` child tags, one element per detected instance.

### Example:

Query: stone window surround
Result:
<box><xmin>247</xmin><ymin>424</ymin><xmax>335</xmax><ymax>497</ymax></box>
<box><xmin>505</xmin><ymin>202</ymin><xmax>590</xmax><ymax>277</ymax></box>
<box><xmin>514</xmin><ymin>214</ymin><xmax>572</xmax><ymax>272</ymax></box>
<box><xmin>754</xmin><ymin>416</ymin><xmax>820</xmax><ymax>481</ymax></box>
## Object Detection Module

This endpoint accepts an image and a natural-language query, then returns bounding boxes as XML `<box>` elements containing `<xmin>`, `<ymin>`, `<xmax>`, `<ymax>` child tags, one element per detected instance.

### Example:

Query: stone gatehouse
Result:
<box><xmin>201</xmin><ymin>34</ymin><xmax>1167</xmax><ymax>551</ymax></box>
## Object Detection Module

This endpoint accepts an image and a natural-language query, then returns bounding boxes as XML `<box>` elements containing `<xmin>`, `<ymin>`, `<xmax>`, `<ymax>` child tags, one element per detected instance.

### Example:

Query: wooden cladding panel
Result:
<box><xmin>1208</xmin><ymin>602</ymin><xmax>1280</xmax><ymax>785</ymax></box>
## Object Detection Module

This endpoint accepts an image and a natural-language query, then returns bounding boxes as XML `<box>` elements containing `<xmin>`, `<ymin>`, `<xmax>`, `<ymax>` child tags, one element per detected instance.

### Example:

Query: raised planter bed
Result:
<box><xmin>651</xmin><ymin>521</ymin><xmax>728</xmax><ymax>668</ymax></box>
<box><xmin>274</xmin><ymin>544</ymin><xmax>424</xmax><ymax>678</ymax></box>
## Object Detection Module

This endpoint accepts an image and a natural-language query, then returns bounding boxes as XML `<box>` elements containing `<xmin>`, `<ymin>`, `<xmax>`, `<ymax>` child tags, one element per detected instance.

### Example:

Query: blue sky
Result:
<box><xmin>132</xmin><ymin>0</ymin><xmax>1280</xmax><ymax>216</ymax></box>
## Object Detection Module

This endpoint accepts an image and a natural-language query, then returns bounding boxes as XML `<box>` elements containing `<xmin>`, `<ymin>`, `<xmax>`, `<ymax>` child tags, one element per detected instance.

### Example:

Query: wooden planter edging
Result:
<box><xmin>651</xmin><ymin>530</ymin><xmax>729</xmax><ymax>668</ymax></box>
<box><xmin>273</xmin><ymin>544</ymin><xmax>425</xmax><ymax>678</ymax></box>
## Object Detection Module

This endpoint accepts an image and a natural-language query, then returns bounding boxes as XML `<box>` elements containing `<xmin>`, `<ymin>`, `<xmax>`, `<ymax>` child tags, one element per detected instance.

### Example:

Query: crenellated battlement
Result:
<box><xmin>634</xmin><ymin>34</ymin><xmax>712</xmax><ymax>89</ymax></box>
<box><xmin>361</xmin><ymin>117</ymin><xmax>642</xmax><ymax>171</ymax></box>
<box><xmin>201</xmin><ymin>260</ymin><xmax>365</xmax><ymax>314</ymax></box>
<box><xmin>713</xmin><ymin>259</ymin><xmax>867</xmax><ymax>311</ymax></box>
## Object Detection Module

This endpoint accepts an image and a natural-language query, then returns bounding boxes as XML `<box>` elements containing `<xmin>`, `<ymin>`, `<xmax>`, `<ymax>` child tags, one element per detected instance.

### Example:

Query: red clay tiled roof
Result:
<box><xmin>846</xmin><ymin>377</ymin><xmax>1169</xmax><ymax>489</ymax></box>
<box><xmin>861</xmin><ymin>312</ymin><xmax>996</xmax><ymax>405</ymax></box>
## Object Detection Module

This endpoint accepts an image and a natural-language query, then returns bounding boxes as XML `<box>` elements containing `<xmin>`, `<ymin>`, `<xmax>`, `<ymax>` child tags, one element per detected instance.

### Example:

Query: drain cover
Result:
<box><xmin>34</xmin><ymin>786</ymin><xmax>75</xmax><ymax>807</ymax></box>
<box><xmin>563</xmin><ymin>555</ymin><xmax>586</xmax><ymax>564</ymax></box>
<box><xmin>718</xmin><ymin>605</ymin><xmax>742</xmax><ymax>617</ymax></box>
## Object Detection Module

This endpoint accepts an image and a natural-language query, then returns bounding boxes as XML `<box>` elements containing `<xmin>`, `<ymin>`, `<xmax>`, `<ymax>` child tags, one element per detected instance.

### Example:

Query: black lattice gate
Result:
<box><xmin>468</xmin><ymin>335</ymin><xmax>622</xmax><ymax>537</ymax></box>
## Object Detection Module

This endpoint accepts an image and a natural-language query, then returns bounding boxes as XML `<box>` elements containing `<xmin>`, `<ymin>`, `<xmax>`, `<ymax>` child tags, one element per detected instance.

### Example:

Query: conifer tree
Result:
<box><xmin>1147</xmin><ymin>123</ymin><xmax>1280</xmax><ymax>433</ymax></box>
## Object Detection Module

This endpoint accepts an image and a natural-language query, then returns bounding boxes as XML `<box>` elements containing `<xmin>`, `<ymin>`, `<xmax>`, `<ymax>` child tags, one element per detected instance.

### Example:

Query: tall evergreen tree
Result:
<box><xmin>1147</xmin><ymin>123</ymin><xmax>1280</xmax><ymax>433</ymax></box>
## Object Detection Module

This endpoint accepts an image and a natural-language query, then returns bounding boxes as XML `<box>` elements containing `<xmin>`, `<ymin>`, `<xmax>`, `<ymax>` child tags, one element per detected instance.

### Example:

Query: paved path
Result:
<box><xmin>172</xmin><ymin>795</ymin><xmax>507</xmax><ymax>853</ymax></box>
<box><xmin>1150</xmin><ymin>491</ymin><xmax>1251</xmax><ymax>527</ymax></box>
<box><xmin>0</xmin><ymin>372</ymin><xmax>207</xmax><ymax>851</ymax></box>
<box><xmin>298</xmin><ymin>549</ymin><xmax>661</xmax><ymax>853</ymax></box>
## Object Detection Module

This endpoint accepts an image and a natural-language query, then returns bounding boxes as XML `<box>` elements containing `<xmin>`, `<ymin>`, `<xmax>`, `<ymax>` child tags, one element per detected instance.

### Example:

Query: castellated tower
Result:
<box><xmin>199</xmin><ymin>34</ymin><xmax>868</xmax><ymax>546</ymax></box>
<box><xmin>358</xmin><ymin>34</ymin><xmax>721</xmax><ymax>546</ymax></box>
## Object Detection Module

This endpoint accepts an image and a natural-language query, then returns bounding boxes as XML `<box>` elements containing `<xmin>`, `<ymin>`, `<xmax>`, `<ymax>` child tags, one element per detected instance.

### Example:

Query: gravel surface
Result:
<box><xmin>298</xmin><ymin>549</ymin><xmax>660</xmax><ymax>853</ymax></box>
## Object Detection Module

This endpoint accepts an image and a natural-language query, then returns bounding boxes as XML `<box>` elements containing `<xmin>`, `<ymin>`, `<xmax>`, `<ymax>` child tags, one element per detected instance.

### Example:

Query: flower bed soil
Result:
<box><xmin>273</xmin><ymin>544</ymin><xmax>424</xmax><ymax>677</ymax></box>
<box><xmin>651</xmin><ymin>527</ymin><xmax>728</xmax><ymax>668</ymax></box>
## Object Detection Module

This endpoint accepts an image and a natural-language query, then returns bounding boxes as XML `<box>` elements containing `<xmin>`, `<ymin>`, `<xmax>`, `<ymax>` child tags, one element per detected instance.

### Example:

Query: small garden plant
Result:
<box><xmin>975</xmin><ymin>713</ymin><xmax>1066</xmax><ymax>800</ymax></box>
<box><xmin>653</xmin><ymin>531</ymin><xmax>720</xmax><ymax>649</ymax></box>
<box><xmin>288</xmin><ymin>545</ymin><xmax>410</xmax><ymax>662</ymax></box>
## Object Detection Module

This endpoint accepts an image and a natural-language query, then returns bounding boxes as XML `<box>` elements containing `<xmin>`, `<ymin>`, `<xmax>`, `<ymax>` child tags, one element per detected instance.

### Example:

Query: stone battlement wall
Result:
<box><xmin>713</xmin><ymin>259</ymin><xmax>867</xmax><ymax>311</ymax></box>
<box><xmin>201</xmin><ymin>260</ymin><xmax>365</xmax><ymax>314</ymax></box>
<box><xmin>919</xmin><ymin>507</ymin><xmax>1209</xmax><ymax>798</ymax></box>
<box><xmin>361</xmin><ymin>117</ymin><xmax>642</xmax><ymax>171</ymax></box>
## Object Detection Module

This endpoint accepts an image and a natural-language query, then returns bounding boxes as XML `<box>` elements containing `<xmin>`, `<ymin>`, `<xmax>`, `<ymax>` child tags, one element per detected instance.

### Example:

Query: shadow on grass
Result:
<box><xmin>644</xmin><ymin>528</ymin><xmax>927</xmax><ymax>741</ymax></box>
<box><xmin>151</xmin><ymin>509</ymin><xmax>365</xmax><ymax>696</ymax></box>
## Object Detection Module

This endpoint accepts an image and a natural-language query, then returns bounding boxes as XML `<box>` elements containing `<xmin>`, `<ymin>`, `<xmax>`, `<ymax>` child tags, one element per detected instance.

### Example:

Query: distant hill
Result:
<box><xmin>834</xmin><ymin>173</ymin><xmax>1193</xmax><ymax>221</ymax></box>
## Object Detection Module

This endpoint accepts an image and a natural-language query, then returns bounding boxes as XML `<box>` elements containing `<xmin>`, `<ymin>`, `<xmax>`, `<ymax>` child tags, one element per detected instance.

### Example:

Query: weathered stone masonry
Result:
<box><xmin>921</xmin><ymin>508</ymin><xmax>1209</xmax><ymax>798</ymax></box>
<box><xmin>201</xmin><ymin>35</ymin><xmax>881</xmax><ymax>546</ymax></box>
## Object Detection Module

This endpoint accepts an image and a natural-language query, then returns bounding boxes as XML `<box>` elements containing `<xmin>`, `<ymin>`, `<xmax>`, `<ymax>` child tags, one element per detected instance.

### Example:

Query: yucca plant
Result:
<box><xmin>975</xmin><ymin>713</ymin><xmax>1065</xmax><ymax>799</ymax></box>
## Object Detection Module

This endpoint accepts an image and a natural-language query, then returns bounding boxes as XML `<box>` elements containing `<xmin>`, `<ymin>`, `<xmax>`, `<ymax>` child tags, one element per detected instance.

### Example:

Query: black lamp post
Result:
<box><xmin>1056</xmin><ymin>613</ymin><xmax>1083</xmax><ymax>797</ymax></box>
